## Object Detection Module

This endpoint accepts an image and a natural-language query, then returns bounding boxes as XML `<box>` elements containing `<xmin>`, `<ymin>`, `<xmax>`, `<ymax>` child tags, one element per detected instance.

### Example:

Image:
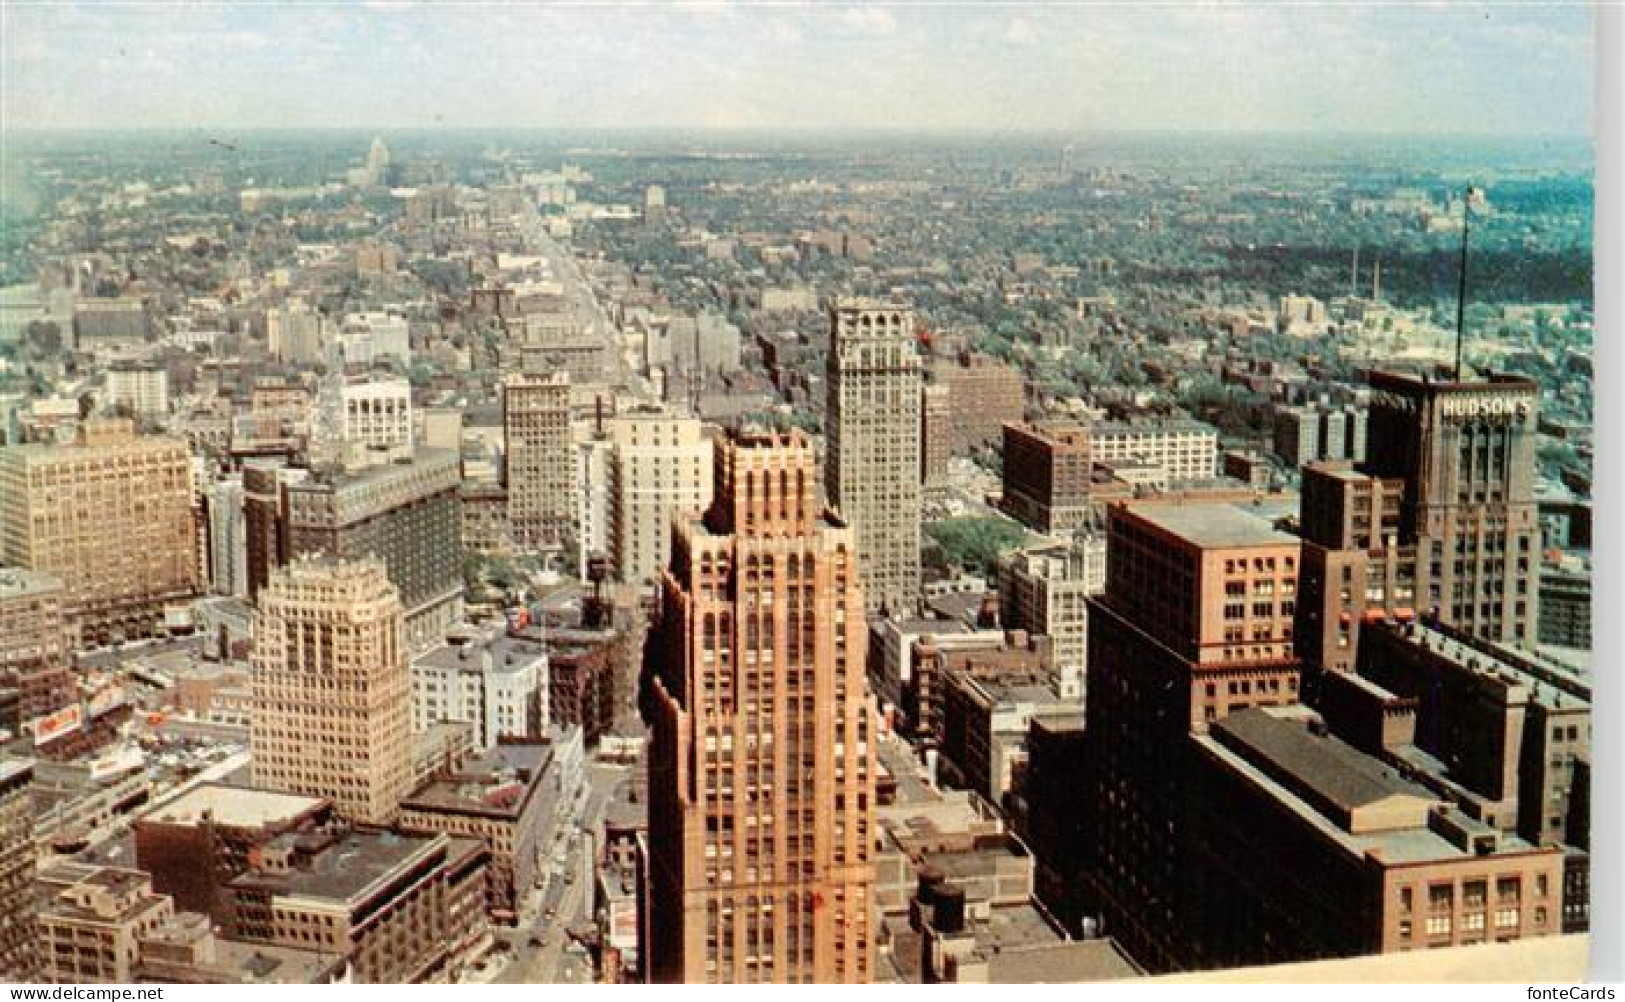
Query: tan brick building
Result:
<box><xmin>503</xmin><ymin>371</ymin><xmax>575</xmax><ymax>552</ymax></box>
<box><xmin>36</xmin><ymin>864</ymin><xmax>175</xmax><ymax>983</ymax></box>
<box><xmin>646</xmin><ymin>431</ymin><xmax>876</xmax><ymax>983</ymax></box>
<box><xmin>607</xmin><ymin>410</ymin><xmax>713</xmax><ymax>586</ymax></box>
<box><xmin>250</xmin><ymin>558</ymin><xmax>412</xmax><ymax>825</ymax></box>
<box><xmin>0</xmin><ymin>569</ymin><xmax>76</xmax><ymax>728</ymax></box>
<box><xmin>0</xmin><ymin>419</ymin><xmax>197</xmax><ymax>645</ymax></box>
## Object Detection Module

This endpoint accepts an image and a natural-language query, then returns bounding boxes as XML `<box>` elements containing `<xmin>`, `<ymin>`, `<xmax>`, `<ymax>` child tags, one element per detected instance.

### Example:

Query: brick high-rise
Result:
<box><xmin>250</xmin><ymin>557</ymin><xmax>412</xmax><ymax>826</ymax></box>
<box><xmin>645</xmin><ymin>431</ymin><xmax>875</xmax><ymax>983</ymax></box>
<box><xmin>0</xmin><ymin>569</ymin><xmax>76</xmax><ymax>728</ymax></box>
<box><xmin>1081</xmin><ymin>502</ymin><xmax>1302</xmax><ymax>970</ymax></box>
<box><xmin>825</xmin><ymin>299</ymin><xmax>921</xmax><ymax>615</ymax></box>
<box><xmin>1297</xmin><ymin>371</ymin><xmax>1540</xmax><ymax>673</ymax></box>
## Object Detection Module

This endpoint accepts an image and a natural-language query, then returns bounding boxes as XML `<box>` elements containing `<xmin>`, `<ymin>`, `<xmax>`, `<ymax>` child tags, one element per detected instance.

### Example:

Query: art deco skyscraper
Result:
<box><xmin>645</xmin><ymin>431</ymin><xmax>875</xmax><ymax>984</ymax></box>
<box><xmin>824</xmin><ymin>299</ymin><xmax>922</xmax><ymax>615</ymax></box>
<box><xmin>503</xmin><ymin>371</ymin><xmax>576</xmax><ymax>553</ymax></box>
<box><xmin>250</xmin><ymin>557</ymin><xmax>411</xmax><ymax>826</ymax></box>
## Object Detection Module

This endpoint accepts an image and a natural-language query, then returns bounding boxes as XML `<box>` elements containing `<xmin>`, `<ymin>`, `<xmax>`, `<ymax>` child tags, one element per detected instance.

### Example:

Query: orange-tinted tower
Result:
<box><xmin>645</xmin><ymin>430</ymin><xmax>875</xmax><ymax>983</ymax></box>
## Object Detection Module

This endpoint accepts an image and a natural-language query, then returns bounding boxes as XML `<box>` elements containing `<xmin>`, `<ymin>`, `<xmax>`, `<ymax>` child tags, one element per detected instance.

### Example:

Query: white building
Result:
<box><xmin>999</xmin><ymin>535</ymin><xmax>1106</xmax><ymax>703</ymax></box>
<box><xmin>607</xmin><ymin>410</ymin><xmax>713</xmax><ymax>585</ymax></box>
<box><xmin>104</xmin><ymin>366</ymin><xmax>170</xmax><ymax>417</ymax></box>
<box><xmin>575</xmin><ymin>426</ymin><xmax>613</xmax><ymax>577</ymax></box>
<box><xmin>338</xmin><ymin>376</ymin><xmax>414</xmax><ymax>454</ymax></box>
<box><xmin>1089</xmin><ymin>419</ymin><xmax>1219</xmax><ymax>484</ymax></box>
<box><xmin>337</xmin><ymin>311</ymin><xmax>411</xmax><ymax>366</ymax></box>
<box><xmin>411</xmin><ymin>632</ymin><xmax>549</xmax><ymax>750</ymax></box>
<box><xmin>267</xmin><ymin>300</ymin><xmax>326</xmax><ymax>364</ymax></box>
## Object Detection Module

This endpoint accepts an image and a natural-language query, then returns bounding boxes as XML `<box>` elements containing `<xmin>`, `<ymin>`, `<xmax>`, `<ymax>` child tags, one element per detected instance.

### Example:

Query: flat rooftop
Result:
<box><xmin>1214</xmin><ymin>708</ymin><xmax>1431</xmax><ymax>817</ymax></box>
<box><xmin>140</xmin><ymin>783</ymin><xmax>326</xmax><ymax>830</ymax></box>
<box><xmin>234</xmin><ymin>830</ymin><xmax>442</xmax><ymax>904</ymax></box>
<box><xmin>1124</xmin><ymin>502</ymin><xmax>1297</xmax><ymax>549</ymax></box>
<box><xmin>989</xmin><ymin>936</ymin><xmax>1144</xmax><ymax>983</ymax></box>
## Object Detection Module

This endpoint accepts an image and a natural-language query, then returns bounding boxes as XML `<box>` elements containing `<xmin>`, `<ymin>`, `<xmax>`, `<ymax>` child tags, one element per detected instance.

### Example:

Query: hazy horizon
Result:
<box><xmin>1</xmin><ymin>2</ymin><xmax>1595</xmax><ymax>137</ymax></box>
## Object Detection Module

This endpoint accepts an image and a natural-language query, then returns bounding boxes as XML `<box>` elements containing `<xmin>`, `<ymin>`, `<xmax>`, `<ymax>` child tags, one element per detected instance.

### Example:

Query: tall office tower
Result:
<box><xmin>282</xmin><ymin>450</ymin><xmax>463</xmax><ymax>653</ymax></box>
<box><xmin>0</xmin><ymin>760</ymin><xmax>38</xmax><ymax>981</ymax></box>
<box><xmin>608</xmin><ymin>410</ymin><xmax>714</xmax><ymax>586</ymax></box>
<box><xmin>0</xmin><ymin>569</ymin><xmax>75</xmax><ymax>728</ymax></box>
<box><xmin>1297</xmin><ymin>371</ymin><xmax>1540</xmax><ymax>672</ymax></box>
<box><xmin>645</xmin><ymin>431</ymin><xmax>875</xmax><ymax>984</ymax></box>
<box><xmin>1365</xmin><ymin>371</ymin><xmax>1540</xmax><ymax>644</ymax></box>
<box><xmin>644</xmin><ymin>185</ymin><xmax>667</xmax><ymax>222</ymax></box>
<box><xmin>204</xmin><ymin>475</ymin><xmax>249</xmax><ymax>599</ymax></box>
<box><xmin>1081</xmin><ymin>502</ymin><xmax>1302</xmax><ymax>971</ymax></box>
<box><xmin>267</xmin><ymin>299</ymin><xmax>326</xmax><ymax>365</ymax></box>
<box><xmin>0</xmin><ymin>419</ymin><xmax>197</xmax><ymax>645</ymax></box>
<box><xmin>825</xmin><ymin>299</ymin><xmax>922</xmax><ymax>615</ymax></box>
<box><xmin>503</xmin><ymin>372</ymin><xmax>575</xmax><ymax>553</ymax></box>
<box><xmin>242</xmin><ymin>462</ymin><xmax>308</xmax><ymax>600</ymax></box>
<box><xmin>576</xmin><ymin>424</ymin><xmax>614</xmax><ymax>577</ymax></box>
<box><xmin>919</xmin><ymin>382</ymin><xmax>951</xmax><ymax>496</ymax></box>
<box><xmin>366</xmin><ymin>136</ymin><xmax>392</xmax><ymax>186</ymax></box>
<box><xmin>251</xmin><ymin>558</ymin><xmax>411</xmax><ymax>825</ymax></box>
<box><xmin>103</xmin><ymin>364</ymin><xmax>170</xmax><ymax>418</ymax></box>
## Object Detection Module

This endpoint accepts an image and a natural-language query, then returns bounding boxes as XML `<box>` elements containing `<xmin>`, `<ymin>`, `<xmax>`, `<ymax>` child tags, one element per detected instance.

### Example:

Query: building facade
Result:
<box><xmin>282</xmin><ymin>450</ymin><xmax>464</xmax><ymax>652</ymax></box>
<box><xmin>503</xmin><ymin>372</ymin><xmax>575</xmax><ymax>553</ymax></box>
<box><xmin>1089</xmin><ymin>419</ymin><xmax>1218</xmax><ymax>483</ymax></box>
<box><xmin>1001</xmin><ymin>421</ymin><xmax>1093</xmax><ymax>535</ymax></box>
<box><xmin>645</xmin><ymin>431</ymin><xmax>876</xmax><ymax>982</ymax></box>
<box><xmin>0</xmin><ymin>569</ymin><xmax>76</xmax><ymax>729</ymax></box>
<box><xmin>0</xmin><ymin>419</ymin><xmax>197</xmax><ymax>645</ymax></box>
<box><xmin>250</xmin><ymin>558</ymin><xmax>412</xmax><ymax>825</ymax></box>
<box><xmin>0</xmin><ymin>760</ymin><xmax>36</xmax><ymax>981</ymax></box>
<box><xmin>608</xmin><ymin>411</ymin><xmax>713</xmax><ymax>586</ymax></box>
<box><xmin>825</xmin><ymin>300</ymin><xmax>922</xmax><ymax>614</ymax></box>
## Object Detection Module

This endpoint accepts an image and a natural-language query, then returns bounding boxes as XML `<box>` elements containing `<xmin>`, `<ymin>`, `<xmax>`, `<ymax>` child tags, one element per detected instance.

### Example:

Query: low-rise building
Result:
<box><xmin>399</xmin><ymin>738</ymin><xmax>575</xmax><ymax>925</ymax></box>
<box><xmin>225</xmin><ymin>829</ymin><xmax>489</xmax><ymax>983</ymax></box>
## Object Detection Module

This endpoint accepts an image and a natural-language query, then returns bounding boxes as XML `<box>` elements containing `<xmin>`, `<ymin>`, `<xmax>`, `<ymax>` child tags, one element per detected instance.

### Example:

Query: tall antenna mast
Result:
<box><xmin>1455</xmin><ymin>186</ymin><xmax>1477</xmax><ymax>380</ymax></box>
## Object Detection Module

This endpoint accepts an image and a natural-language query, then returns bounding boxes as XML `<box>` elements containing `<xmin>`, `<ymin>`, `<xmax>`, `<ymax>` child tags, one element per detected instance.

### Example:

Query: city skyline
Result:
<box><xmin>0</xmin><ymin>2</ymin><xmax>1595</xmax><ymax>136</ymax></box>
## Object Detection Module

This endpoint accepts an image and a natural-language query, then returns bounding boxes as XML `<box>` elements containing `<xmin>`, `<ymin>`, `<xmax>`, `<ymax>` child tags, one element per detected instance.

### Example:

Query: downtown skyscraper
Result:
<box><xmin>645</xmin><ymin>430</ymin><xmax>875</xmax><ymax>983</ymax></box>
<box><xmin>250</xmin><ymin>557</ymin><xmax>412</xmax><ymax>826</ymax></box>
<box><xmin>824</xmin><ymin>299</ymin><xmax>922</xmax><ymax>616</ymax></box>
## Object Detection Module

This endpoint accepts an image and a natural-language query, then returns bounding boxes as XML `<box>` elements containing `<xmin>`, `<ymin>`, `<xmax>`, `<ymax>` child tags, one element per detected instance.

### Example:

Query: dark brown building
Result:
<box><xmin>1000</xmin><ymin>421</ymin><xmax>1092</xmax><ymax>534</ymax></box>
<box><xmin>0</xmin><ymin>760</ymin><xmax>36</xmax><ymax>981</ymax></box>
<box><xmin>1080</xmin><ymin>501</ymin><xmax>1302</xmax><ymax>970</ymax></box>
<box><xmin>133</xmin><ymin>784</ymin><xmax>335</xmax><ymax>924</ymax></box>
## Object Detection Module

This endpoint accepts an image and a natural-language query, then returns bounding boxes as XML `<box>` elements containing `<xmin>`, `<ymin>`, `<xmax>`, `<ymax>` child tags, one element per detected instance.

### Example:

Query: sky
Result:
<box><xmin>0</xmin><ymin>2</ymin><xmax>1596</xmax><ymax>136</ymax></box>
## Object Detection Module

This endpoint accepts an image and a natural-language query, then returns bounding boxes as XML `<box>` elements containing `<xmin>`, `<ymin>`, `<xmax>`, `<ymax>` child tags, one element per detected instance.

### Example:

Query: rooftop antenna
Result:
<box><xmin>1455</xmin><ymin>185</ymin><xmax>1480</xmax><ymax>380</ymax></box>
